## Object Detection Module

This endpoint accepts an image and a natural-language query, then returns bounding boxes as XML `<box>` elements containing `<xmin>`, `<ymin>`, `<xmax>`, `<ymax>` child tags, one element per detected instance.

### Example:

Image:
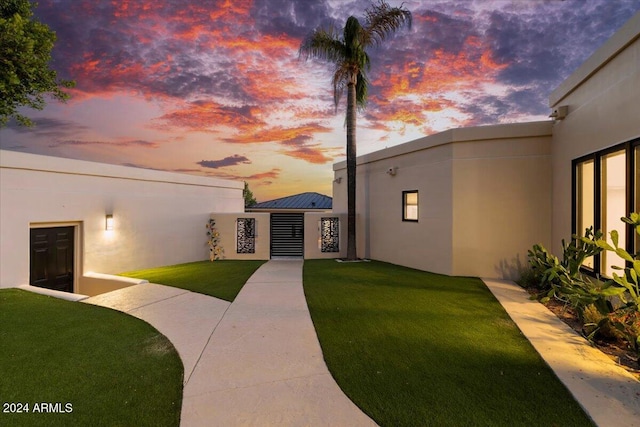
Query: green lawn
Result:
<box><xmin>119</xmin><ymin>260</ymin><xmax>266</xmax><ymax>301</ymax></box>
<box><xmin>0</xmin><ymin>289</ymin><xmax>183</xmax><ymax>427</ymax></box>
<box><xmin>303</xmin><ymin>260</ymin><xmax>594</xmax><ymax>427</ymax></box>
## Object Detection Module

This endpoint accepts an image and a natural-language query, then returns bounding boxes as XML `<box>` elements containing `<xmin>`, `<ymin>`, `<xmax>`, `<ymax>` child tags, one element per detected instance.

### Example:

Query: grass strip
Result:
<box><xmin>303</xmin><ymin>259</ymin><xmax>594</xmax><ymax>427</ymax></box>
<box><xmin>120</xmin><ymin>259</ymin><xmax>266</xmax><ymax>301</ymax></box>
<box><xmin>0</xmin><ymin>289</ymin><xmax>183</xmax><ymax>427</ymax></box>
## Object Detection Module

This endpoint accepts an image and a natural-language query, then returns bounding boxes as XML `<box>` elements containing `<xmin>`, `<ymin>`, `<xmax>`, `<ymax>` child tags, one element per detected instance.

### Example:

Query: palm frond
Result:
<box><xmin>355</xmin><ymin>70</ymin><xmax>369</xmax><ymax>110</ymax></box>
<box><xmin>332</xmin><ymin>65</ymin><xmax>350</xmax><ymax>110</ymax></box>
<box><xmin>299</xmin><ymin>0</ymin><xmax>410</xmax><ymax>114</ymax></box>
<box><xmin>344</xmin><ymin>16</ymin><xmax>363</xmax><ymax>50</ymax></box>
<box><xmin>299</xmin><ymin>27</ymin><xmax>346</xmax><ymax>63</ymax></box>
<box><xmin>363</xmin><ymin>0</ymin><xmax>412</xmax><ymax>47</ymax></box>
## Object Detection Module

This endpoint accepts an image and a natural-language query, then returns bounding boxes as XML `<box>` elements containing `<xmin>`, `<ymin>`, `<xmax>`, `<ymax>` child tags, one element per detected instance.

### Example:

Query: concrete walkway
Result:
<box><xmin>483</xmin><ymin>278</ymin><xmax>640</xmax><ymax>427</ymax></box>
<box><xmin>84</xmin><ymin>260</ymin><xmax>375</xmax><ymax>426</ymax></box>
<box><xmin>82</xmin><ymin>282</ymin><xmax>231</xmax><ymax>387</ymax></box>
<box><xmin>81</xmin><ymin>262</ymin><xmax>640</xmax><ymax>426</ymax></box>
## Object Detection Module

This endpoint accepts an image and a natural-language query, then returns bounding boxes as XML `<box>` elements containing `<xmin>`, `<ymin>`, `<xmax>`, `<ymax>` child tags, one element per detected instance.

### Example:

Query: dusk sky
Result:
<box><xmin>1</xmin><ymin>0</ymin><xmax>638</xmax><ymax>201</ymax></box>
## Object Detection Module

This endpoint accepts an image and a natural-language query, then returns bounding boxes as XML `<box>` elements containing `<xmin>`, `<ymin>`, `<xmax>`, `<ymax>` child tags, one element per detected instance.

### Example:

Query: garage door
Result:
<box><xmin>30</xmin><ymin>226</ymin><xmax>74</xmax><ymax>293</ymax></box>
<box><xmin>270</xmin><ymin>213</ymin><xmax>304</xmax><ymax>258</ymax></box>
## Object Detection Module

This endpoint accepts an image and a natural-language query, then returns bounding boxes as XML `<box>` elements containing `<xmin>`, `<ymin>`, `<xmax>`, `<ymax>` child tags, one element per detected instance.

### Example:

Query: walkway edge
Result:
<box><xmin>483</xmin><ymin>278</ymin><xmax>640</xmax><ymax>427</ymax></box>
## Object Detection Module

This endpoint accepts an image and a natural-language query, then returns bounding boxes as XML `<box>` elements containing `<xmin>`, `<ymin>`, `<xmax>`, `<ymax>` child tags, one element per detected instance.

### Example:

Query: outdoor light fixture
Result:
<box><xmin>333</xmin><ymin>177</ymin><xmax>342</xmax><ymax>184</ymax></box>
<box><xmin>386</xmin><ymin>166</ymin><xmax>398</xmax><ymax>176</ymax></box>
<box><xmin>105</xmin><ymin>214</ymin><xmax>114</xmax><ymax>231</ymax></box>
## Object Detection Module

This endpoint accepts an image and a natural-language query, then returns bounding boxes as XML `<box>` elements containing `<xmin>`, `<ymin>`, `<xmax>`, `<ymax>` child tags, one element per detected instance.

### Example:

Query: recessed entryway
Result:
<box><xmin>30</xmin><ymin>226</ymin><xmax>75</xmax><ymax>293</ymax></box>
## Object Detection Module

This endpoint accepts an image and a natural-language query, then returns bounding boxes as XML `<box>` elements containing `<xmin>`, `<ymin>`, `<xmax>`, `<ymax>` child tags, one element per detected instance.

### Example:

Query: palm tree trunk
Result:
<box><xmin>346</xmin><ymin>79</ymin><xmax>357</xmax><ymax>260</ymax></box>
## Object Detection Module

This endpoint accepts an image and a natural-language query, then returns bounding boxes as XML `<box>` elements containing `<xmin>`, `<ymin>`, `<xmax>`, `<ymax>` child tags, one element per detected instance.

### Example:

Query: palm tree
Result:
<box><xmin>300</xmin><ymin>0</ymin><xmax>411</xmax><ymax>260</ymax></box>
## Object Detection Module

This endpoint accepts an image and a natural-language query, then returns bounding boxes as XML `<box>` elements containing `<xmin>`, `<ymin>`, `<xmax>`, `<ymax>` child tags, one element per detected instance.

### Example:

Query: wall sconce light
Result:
<box><xmin>386</xmin><ymin>167</ymin><xmax>398</xmax><ymax>176</ymax></box>
<box><xmin>105</xmin><ymin>214</ymin><xmax>114</xmax><ymax>231</ymax></box>
<box><xmin>333</xmin><ymin>177</ymin><xmax>342</xmax><ymax>184</ymax></box>
<box><xmin>549</xmin><ymin>105</ymin><xmax>568</xmax><ymax>120</ymax></box>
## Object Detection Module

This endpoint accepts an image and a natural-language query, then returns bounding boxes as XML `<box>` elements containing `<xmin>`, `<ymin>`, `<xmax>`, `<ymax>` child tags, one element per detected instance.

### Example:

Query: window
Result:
<box><xmin>576</xmin><ymin>159</ymin><xmax>595</xmax><ymax>268</ymax></box>
<box><xmin>403</xmin><ymin>190</ymin><xmax>418</xmax><ymax>221</ymax></box>
<box><xmin>573</xmin><ymin>138</ymin><xmax>639</xmax><ymax>277</ymax></box>
<box><xmin>636</xmin><ymin>145</ymin><xmax>640</xmax><ymax>255</ymax></box>
<box><xmin>601</xmin><ymin>150</ymin><xmax>627</xmax><ymax>276</ymax></box>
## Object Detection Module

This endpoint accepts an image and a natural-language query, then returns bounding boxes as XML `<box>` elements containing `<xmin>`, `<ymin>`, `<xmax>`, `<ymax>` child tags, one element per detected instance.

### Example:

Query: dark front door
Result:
<box><xmin>30</xmin><ymin>226</ymin><xmax>74</xmax><ymax>293</ymax></box>
<box><xmin>270</xmin><ymin>213</ymin><xmax>304</xmax><ymax>258</ymax></box>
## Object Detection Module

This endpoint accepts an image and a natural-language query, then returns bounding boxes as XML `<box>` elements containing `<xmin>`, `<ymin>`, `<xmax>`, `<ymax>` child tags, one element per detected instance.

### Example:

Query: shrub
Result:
<box><xmin>515</xmin><ymin>267</ymin><xmax>544</xmax><ymax>289</ymax></box>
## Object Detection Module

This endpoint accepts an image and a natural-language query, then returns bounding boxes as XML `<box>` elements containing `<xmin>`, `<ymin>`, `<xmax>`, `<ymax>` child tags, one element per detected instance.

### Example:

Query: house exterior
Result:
<box><xmin>333</xmin><ymin>12</ymin><xmax>639</xmax><ymax>280</ymax></box>
<box><xmin>549</xmin><ymin>12</ymin><xmax>639</xmax><ymax>278</ymax></box>
<box><xmin>212</xmin><ymin>192</ymin><xmax>345</xmax><ymax>260</ymax></box>
<box><xmin>0</xmin><ymin>150</ymin><xmax>244</xmax><ymax>296</ymax></box>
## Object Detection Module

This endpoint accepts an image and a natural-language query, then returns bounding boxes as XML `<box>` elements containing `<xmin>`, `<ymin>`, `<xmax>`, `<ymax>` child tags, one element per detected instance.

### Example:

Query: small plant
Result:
<box><xmin>582</xmin><ymin>304</ymin><xmax>624</xmax><ymax>340</ymax></box>
<box><xmin>206</xmin><ymin>218</ymin><xmax>224</xmax><ymax>261</ymax></box>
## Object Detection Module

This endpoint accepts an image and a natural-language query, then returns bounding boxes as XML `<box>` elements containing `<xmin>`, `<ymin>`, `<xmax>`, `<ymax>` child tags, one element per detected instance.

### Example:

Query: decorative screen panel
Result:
<box><xmin>237</xmin><ymin>218</ymin><xmax>256</xmax><ymax>254</ymax></box>
<box><xmin>320</xmin><ymin>217</ymin><xmax>339</xmax><ymax>253</ymax></box>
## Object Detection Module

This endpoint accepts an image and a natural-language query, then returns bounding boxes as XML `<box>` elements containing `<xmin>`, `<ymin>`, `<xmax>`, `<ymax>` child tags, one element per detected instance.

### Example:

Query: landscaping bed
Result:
<box><xmin>521</xmin><ymin>214</ymin><xmax>640</xmax><ymax>378</ymax></box>
<box><xmin>535</xmin><ymin>292</ymin><xmax>640</xmax><ymax>377</ymax></box>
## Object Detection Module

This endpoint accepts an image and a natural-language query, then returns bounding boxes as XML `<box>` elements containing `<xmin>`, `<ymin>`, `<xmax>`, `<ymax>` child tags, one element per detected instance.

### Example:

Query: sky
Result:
<box><xmin>1</xmin><ymin>0</ymin><xmax>639</xmax><ymax>202</ymax></box>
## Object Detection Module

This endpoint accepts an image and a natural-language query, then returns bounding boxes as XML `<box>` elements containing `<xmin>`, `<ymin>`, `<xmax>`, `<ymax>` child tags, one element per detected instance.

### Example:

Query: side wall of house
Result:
<box><xmin>333</xmin><ymin>122</ymin><xmax>552</xmax><ymax>278</ymax></box>
<box><xmin>549</xmin><ymin>13</ymin><xmax>640</xmax><ymax>255</ymax></box>
<box><xmin>451</xmin><ymin>129</ymin><xmax>552</xmax><ymax>279</ymax></box>
<box><xmin>334</xmin><ymin>137</ymin><xmax>455</xmax><ymax>274</ymax></box>
<box><xmin>0</xmin><ymin>151</ymin><xmax>244</xmax><ymax>292</ymax></box>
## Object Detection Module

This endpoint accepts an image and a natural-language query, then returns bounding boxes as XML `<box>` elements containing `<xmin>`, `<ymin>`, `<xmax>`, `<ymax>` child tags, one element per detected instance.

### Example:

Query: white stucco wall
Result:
<box><xmin>549</xmin><ymin>12</ymin><xmax>640</xmax><ymax>255</ymax></box>
<box><xmin>0</xmin><ymin>150</ymin><xmax>244</xmax><ymax>292</ymax></box>
<box><xmin>334</xmin><ymin>122</ymin><xmax>552</xmax><ymax>278</ymax></box>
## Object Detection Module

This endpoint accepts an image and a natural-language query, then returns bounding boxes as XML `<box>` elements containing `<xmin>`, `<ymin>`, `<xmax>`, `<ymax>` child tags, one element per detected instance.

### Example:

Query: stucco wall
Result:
<box><xmin>549</xmin><ymin>12</ymin><xmax>640</xmax><ymax>255</ymax></box>
<box><xmin>334</xmin><ymin>122</ymin><xmax>552</xmax><ymax>278</ymax></box>
<box><xmin>211</xmin><ymin>213</ymin><xmax>271</xmax><ymax>260</ymax></box>
<box><xmin>211</xmin><ymin>212</ymin><xmax>347</xmax><ymax>260</ymax></box>
<box><xmin>451</xmin><ymin>133</ymin><xmax>552</xmax><ymax>279</ymax></box>
<box><xmin>0</xmin><ymin>150</ymin><xmax>244</xmax><ymax>291</ymax></box>
<box><xmin>304</xmin><ymin>213</ymin><xmax>347</xmax><ymax>259</ymax></box>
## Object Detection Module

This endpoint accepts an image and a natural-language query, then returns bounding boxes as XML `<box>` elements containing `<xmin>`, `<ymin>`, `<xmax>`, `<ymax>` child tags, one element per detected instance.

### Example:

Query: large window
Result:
<box><xmin>601</xmin><ymin>150</ymin><xmax>627</xmax><ymax>276</ymax></box>
<box><xmin>403</xmin><ymin>190</ymin><xmax>418</xmax><ymax>221</ymax></box>
<box><xmin>573</xmin><ymin>138</ymin><xmax>639</xmax><ymax>277</ymax></box>
<box><xmin>575</xmin><ymin>159</ymin><xmax>595</xmax><ymax>268</ymax></box>
<box><xmin>636</xmin><ymin>145</ymin><xmax>640</xmax><ymax>255</ymax></box>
